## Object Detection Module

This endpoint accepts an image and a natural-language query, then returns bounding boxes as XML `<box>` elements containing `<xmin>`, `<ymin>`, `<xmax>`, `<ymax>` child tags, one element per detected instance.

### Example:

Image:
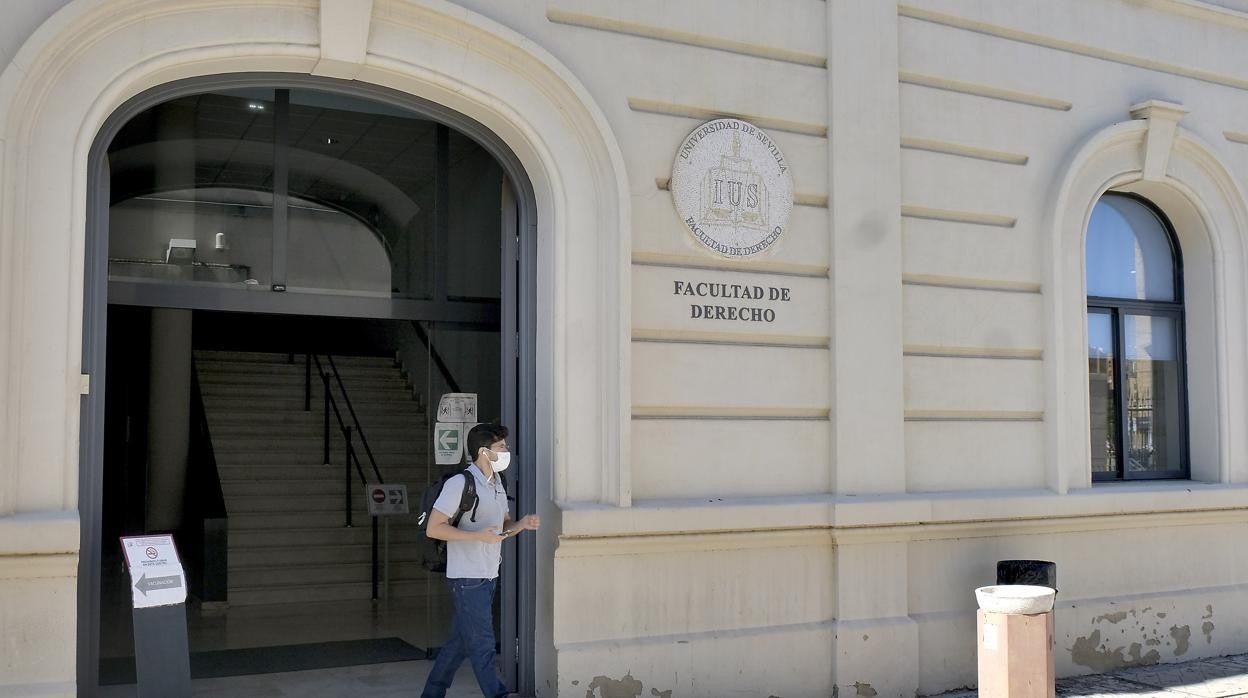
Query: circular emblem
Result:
<box><xmin>145</xmin><ymin>547</ymin><xmax>158</xmax><ymax>560</ymax></box>
<box><xmin>671</xmin><ymin>118</ymin><xmax>794</xmax><ymax>258</ymax></box>
<box><xmin>371</xmin><ymin>488</ymin><xmax>386</xmax><ymax>504</ymax></box>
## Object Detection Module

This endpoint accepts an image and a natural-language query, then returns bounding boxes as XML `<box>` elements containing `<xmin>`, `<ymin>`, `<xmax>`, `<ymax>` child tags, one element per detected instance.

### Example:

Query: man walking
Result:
<box><xmin>421</xmin><ymin>423</ymin><xmax>539</xmax><ymax>698</ymax></box>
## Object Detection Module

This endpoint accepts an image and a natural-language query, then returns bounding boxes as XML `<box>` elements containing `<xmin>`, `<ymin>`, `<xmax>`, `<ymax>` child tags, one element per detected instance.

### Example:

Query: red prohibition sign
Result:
<box><xmin>371</xmin><ymin>488</ymin><xmax>386</xmax><ymax>504</ymax></box>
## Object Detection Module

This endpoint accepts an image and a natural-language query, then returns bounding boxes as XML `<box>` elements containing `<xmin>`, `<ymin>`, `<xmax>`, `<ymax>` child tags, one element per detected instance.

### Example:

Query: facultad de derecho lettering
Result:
<box><xmin>672</xmin><ymin>279</ymin><xmax>792</xmax><ymax>323</ymax></box>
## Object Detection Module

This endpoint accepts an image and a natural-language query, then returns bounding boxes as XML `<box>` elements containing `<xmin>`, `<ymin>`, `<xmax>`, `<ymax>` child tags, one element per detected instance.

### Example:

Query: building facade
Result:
<box><xmin>5</xmin><ymin>1</ymin><xmax>1248</xmax><ymax>696</ymax></box>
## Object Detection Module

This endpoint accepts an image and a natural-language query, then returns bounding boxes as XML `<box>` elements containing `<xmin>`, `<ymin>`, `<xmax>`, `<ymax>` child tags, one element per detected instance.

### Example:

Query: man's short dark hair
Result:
<box><xmin>466</xmin><ymin>423</ymin><xmax>508</xmax><ymax>463</ymax></box>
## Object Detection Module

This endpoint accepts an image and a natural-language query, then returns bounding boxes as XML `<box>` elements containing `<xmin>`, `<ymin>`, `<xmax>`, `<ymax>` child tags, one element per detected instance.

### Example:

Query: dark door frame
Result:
<box><xmin>77</xmin><ymin>74</ymin><xmax>539</xmax><ymax>696</ymax></box>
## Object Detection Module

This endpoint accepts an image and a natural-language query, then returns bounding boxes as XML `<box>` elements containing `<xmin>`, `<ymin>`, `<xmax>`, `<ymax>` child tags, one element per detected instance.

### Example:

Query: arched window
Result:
<box><xmin>1086</xmin><ymin>193</ymin><xmax>1188</xmax><ymax>480</ymax></box>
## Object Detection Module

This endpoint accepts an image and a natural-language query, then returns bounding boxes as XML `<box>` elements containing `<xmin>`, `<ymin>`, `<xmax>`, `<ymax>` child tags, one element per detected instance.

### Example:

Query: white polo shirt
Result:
<box><xmin>432</xmin><ymin>464</ymin><xmax>509</xmax><ymax>579</ymax></box>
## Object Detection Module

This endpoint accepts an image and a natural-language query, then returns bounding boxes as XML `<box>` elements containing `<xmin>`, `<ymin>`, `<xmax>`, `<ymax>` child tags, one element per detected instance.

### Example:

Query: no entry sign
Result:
<box><xmin>366</xmin><ymin>484</ymin><xmax>409</xmax><ymax>516</ymax></box>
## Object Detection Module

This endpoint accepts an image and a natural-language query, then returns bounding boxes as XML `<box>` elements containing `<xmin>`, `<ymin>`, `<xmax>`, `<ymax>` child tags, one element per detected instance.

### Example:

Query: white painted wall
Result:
<box><xmin>6</xmin><ymin>1</ymin><xmax>1248</xmax><ymax>697</ymax></box>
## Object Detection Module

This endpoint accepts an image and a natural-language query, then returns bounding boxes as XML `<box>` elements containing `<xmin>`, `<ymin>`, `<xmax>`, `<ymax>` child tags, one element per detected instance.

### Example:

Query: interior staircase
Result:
<box><xmin>195</xmin><ymin>350</ymin><xmax>440</xmax><ymax>606</ymax></box>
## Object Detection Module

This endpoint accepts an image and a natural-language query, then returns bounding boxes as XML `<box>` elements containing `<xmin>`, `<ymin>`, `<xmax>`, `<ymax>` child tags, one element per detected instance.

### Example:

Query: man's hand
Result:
<box><xmin>518</xmin><ymin>514</ymin><xmax>540</xmax><ymax>531</ymax></box>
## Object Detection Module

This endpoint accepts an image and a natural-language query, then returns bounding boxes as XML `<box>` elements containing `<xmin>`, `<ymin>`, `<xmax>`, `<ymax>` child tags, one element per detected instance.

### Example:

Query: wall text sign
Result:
<box><xmin>673</xmin><ymin>279</ymin><xmax>792</xmax><ymax>323</ymax></box>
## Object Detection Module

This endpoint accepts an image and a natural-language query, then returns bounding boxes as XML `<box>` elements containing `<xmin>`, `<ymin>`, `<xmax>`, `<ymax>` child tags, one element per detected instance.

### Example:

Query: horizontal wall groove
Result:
<box><xmin>632</xmin><ymin>251</ymin><xmax>828</xmax><ymax>278</ymax></box>
<box><xmin>633</xmin><ymin>329</ymin><xmax>830</xmax><ymax>349</ymax></box>
<box><xmin>905</xmin><ymin>410</ymin><xmax>1043</xmax><ymax>422</ymax></box>
<box><xmin>545</xmin><ymin>7</ymin><xmax>827</xmax><ymax>68</ymax></box>
<box><xmin>902</xmin><ymin>273</ymin><xmax>1041</xmax><ymax>294</ymax></box>
<box><xmin>901</xmin><ymin>136</ymin><xmax>1029</xmax><ymax>165</ymax></box>
<box><xmin>553</xmin><ymin>619</ymin><xmax>836</xmax><ymax>652</ymax></box>
<box><xmin>629</xmin><ymin>98</ymin><xmax>828</xmax><ymax>138</ymax></box>
<box><xmin>898</xmin><ymin>71</ymin><xmax>1073</xmax><ymax>111</ymax></box>
<box><xmin>904</xmin><ymin>344</ymin><xmax>1043</xmax><ymax>361</ymax></box>
<box><xmin>656</xmin><ymin>177</ymin><xmax>828</xmax><ymax>208</ymax></box>
<box><xmin>900</xmin><ymin>204</ymin><xmax>1017</xmax><ymax>228</ymax></box>
<box><xmin>559</xmin><ymin>487</ymin><xmax>1248</xmax><ymax>539</ymax></box>
<box><xmin>633</xmin><ymin>406</ymin><xmax>830</xmax><ymax>421</ymax></box>
<box><xmin>899</xmin><ymin>4</ymin><xmax>1248</xmax><ymax>92</ymax></box>
<box><xmin>1127</xmin><ymin>0</ymin><xmax>1248</xmax><ymax>32</ymax></box>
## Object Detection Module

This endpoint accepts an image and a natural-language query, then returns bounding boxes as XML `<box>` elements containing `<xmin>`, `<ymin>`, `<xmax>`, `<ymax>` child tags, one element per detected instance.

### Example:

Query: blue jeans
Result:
<box><xmin>421</xmin><ymin>577</ymin><xmax>509</xmax><ymax>698</ymax></box>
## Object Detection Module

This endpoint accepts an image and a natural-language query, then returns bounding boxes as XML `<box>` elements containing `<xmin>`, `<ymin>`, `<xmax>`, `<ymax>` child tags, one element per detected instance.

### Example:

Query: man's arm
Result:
<box><xmin>426</xmin><ymin>508</ymin><xmax>499</xmax><ymax>542</ymax></box>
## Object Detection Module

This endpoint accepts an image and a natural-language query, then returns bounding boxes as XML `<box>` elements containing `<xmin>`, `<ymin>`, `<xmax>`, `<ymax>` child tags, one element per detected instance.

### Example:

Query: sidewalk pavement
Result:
<box><xmin>939</xmin><ymin>653</ymin><xmax>1248</xmax><ymax>697</ymax></box>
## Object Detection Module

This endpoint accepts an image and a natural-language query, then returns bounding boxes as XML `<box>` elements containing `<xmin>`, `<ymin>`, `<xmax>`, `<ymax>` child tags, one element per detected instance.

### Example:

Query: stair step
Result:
<box><xmin>230</xmin><ymin>526</ymin><xmax>394</xmax><ymax>547</ymax></box>
<box><xmin>203</xmin><ymin>400</ymin><xmax>422</xmax><ymax>416</ymax></box>
<box><xmin>195</xmin><ymin>351</ymin><xmax>397</xmax><ymax>368</ymax></box>
<box><xmin>211</xmin><ymin>426</ymin><xmax>428</xmax><ymax>441</ymax></box>
<box><xmin>226</xmin><ymin>579</ymin><xmax>442</xmax><ymax>606</ymax></box>
<box><xmin>197</xmin><ymin>377</ymin><xmax>406</xmax><ymax>394</ymax></box>
<box><xmin>230</xmin><ymin>511</ymin><xmax>423</xmax><ymax>529</ymax></box>
<box><xmin>207</xmin><ymin>413</ymin><xmax>426</xmax><ymax>428</ymax></box>
<box><xmin>218</xmin><ymin>464</ymin><xmax>442</xmax><ymax>481</ymax></box>
<box><xmin>197</xmin><ymin>360</ymin><xmax>403</xmax><ymax>378</ymax></box>
<box><xmin>230</xmin><ymin>543</ymin><xmax>421</xmax><ymax>567</ymax></box>
<box><xmin>214</xmin><ymin>439</ymin><xmax>424</xmax><ymax>455</ymax></box>
<box><xmin>231</xmin><ymin>560</ymin><xmax>434</xmax><ymax>587</ymax></box>
<box><xmin>225</xmin><ymin>493</ymin><xmax>420</xmax><ymax>513</ymax></box>
<box><xmin>215</xmin><ymin>454</ymin><xmax>440</xmax><ymax>469</ymax></box>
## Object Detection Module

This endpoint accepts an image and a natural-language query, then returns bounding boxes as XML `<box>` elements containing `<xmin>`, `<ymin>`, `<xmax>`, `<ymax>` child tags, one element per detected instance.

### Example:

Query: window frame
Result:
<box><xmin>1086</xmin><ymin>193</ymin><xmax>1190</xmax><ymax>481</ymax></box>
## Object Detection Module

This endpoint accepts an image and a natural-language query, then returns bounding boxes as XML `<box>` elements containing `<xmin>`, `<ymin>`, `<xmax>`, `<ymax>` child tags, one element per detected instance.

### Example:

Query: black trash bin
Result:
<box><xmin>996</xmin><ymin>559</ymin><xmax>1057</xmax><ymax>592</ymax></box>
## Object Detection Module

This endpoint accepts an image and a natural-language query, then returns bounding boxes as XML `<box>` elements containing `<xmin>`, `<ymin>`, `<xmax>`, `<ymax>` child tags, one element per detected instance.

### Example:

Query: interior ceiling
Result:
<box><xmin>108</xmin><ymin>89</ymin><xmax>488</xmax><ymax>216</ymax></box>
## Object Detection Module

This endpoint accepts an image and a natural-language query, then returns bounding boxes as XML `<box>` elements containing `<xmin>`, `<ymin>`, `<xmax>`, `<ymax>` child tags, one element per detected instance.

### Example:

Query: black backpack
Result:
<box><xmin>416</xmin><ymin>468</ymin><xmax>509</xmax><ymax>572</ymax></box>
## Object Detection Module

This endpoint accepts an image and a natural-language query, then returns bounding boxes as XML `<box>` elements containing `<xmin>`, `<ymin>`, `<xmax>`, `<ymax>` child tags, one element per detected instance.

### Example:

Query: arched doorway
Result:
<box><xmin>79</xmin><ymin>74</ymin><xmax>539</xmax><ymax>695</ymax></box>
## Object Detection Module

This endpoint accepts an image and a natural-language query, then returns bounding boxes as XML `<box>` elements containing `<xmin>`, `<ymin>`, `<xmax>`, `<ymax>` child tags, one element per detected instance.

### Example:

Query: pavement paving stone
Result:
<box><xmin>931</xmin><ymin>653</ymin><xmax>1248</xmax><ymax>698</ymax></box>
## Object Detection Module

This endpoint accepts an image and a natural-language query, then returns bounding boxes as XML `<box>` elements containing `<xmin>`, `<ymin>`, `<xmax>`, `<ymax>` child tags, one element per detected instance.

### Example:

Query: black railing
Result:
<box><xmin>183</xmin><ymin>364</ymin><xmax>228</xmax><ymax>605</ymax></box>
<box><xmin>303</xmin><ymin>353</ymin><xmax>384</xmax><ymax>600</ymax></box>
<box><xmin>410</xmin><ymin>320</ymin><xmax>462</xmax><ymax>394</ymax></box>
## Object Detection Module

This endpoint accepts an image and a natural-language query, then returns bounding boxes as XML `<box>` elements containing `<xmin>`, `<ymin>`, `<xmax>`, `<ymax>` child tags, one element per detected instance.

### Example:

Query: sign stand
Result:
<box><xmin>121</xmin><ymin>534</ymin><xmax>191</xmax><ymax>697</ymax></box>
<box><xmin>132</xmin><ymin>604</ymin><xmax>192</xmax><ymax>697</ymax></box>
<box><xmin>365</xmin><ymin>484</ymin><xmax>410</xmax><ymax>602</ymax></box>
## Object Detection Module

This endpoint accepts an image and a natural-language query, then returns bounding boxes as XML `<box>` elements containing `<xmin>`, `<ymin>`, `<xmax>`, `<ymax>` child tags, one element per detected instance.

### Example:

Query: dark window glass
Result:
<box><xmin>108</xmin><ymin>89</ymin><xmax>276</xmax><ymax>286</ymax></box>
<box><xmin>106</xmin><ymin>87</ymin><xmax>506</xmax><ymax>301</ymax></box>
<box><xmin>1085</xmin><ymin>194</ymin><xmax>1187</xmax><ymax>480</ymax></box>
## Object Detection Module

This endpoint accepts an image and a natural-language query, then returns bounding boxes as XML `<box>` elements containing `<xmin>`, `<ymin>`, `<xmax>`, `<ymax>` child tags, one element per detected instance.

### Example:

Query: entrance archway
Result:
<box><xmin>85</xmin><ymin>74</ymin><xmax>532</xmax><ymax>694</ymax></box>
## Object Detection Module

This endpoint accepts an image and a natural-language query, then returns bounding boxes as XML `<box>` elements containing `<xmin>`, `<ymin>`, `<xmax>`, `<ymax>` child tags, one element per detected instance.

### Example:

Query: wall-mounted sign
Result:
<box><xmin>671</xmin><ymin>118</ymin><xmax>794</xmax><ymax>258</ymax></box>
<box><xmin>437</xmin><ymin>393</ymin><xmax>478</xmax><ymax>423</ymax></box>
<box><xmin>120</xmin><ymin>535</ymin><xmax>187</xmax><ymax>609</ymax></box>
<box><xmin>366</xmin><ymin>483</ymin><xmax>410</xmax><ymax>516</ymax></box>
<box><xmin>434</xmin><ymin>422</ymin><xmax>465</xmax><ymax>464</ymax></box>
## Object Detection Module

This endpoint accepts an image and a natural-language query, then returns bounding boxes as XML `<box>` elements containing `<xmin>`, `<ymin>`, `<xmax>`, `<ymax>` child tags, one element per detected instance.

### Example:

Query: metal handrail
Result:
<box><xmin>309</xmin><ymin>354</ymin><xmax>384</xmax><ymax>484</ymax></box>
<box><xmin>325</xmin><ymin>354</ymin><xmax>384</xmax><ymax>483</ymax></box>
<box><xmin>409</xmin><ymin>320</ymin><xmax>462</xmax><ymax>393</ymax></box>
<box><xmin>303</xmin><ymin>353</ymin><xmax>385</xmax><ymax>601</ymax></box>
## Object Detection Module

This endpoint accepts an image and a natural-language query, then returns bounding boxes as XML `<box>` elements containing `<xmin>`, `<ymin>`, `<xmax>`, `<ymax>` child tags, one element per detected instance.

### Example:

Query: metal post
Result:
<box><xmin>304</xmin><ymin>353</ymin><xmax>311</xmax><ymax>412</ymax></box>
<box><xmin>344</xmin><ymin>427</ymin><xmax>353</xmax><ymax>528</ymax></box>
<box><xmin>371</xmin><ymin>515</ymin><xmax>379</xmax><ymax>601</ymax></box>
<box><xmin>383</xmin><ymin>517</ymin><xmax>390</xmax><ymax>600</ymax></box>
<box><xmin>322</xmin><ymin>372</ymin><xmax>331</xmax><ymax>466</ymax></box>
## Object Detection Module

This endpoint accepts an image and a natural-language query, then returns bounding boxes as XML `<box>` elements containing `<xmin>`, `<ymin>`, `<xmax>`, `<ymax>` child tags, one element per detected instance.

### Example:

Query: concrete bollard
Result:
<box><xmin>974</xmin><ymin>585</ymin><xmax>1056</xmax><ymax>698</ymax></box>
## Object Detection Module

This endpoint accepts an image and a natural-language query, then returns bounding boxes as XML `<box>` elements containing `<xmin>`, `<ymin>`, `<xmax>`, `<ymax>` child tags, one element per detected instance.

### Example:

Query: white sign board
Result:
<box><xmin>120</xmin><ymin>535</ymin><xmax>187</xmax><ymax>609</ymax></box>
<box><xmin>366</xmin><ymin>483</ymin><xmax>410</xmax><ymax>516</ymax></box>
<box><xmin>434</xmin><ymin>422</ymin><xmax>464</xmax><ymax>465</ymax></box>
<box><xmin>436</xmin><ymin>393</ymin><xmax>478</xmax><ymax>423</ymax></box>
<box><xmin>671</xmin><ymin>118</ymin><xmax>794</xmax><ymax>258</ymax></box>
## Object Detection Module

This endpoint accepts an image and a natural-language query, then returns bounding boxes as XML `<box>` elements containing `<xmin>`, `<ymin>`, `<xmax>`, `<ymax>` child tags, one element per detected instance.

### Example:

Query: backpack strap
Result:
<box><xmin>449</xmin><ymin>472</ymin><xmax>477</xmax><ymax>527</ymax></box>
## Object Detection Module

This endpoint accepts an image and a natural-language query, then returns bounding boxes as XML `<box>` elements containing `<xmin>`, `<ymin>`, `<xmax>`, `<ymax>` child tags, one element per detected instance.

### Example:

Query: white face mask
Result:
<box><xmin>490</xmin><ymin>449</ymin><xmax>511</xmax><ymax>473</ymax></box>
